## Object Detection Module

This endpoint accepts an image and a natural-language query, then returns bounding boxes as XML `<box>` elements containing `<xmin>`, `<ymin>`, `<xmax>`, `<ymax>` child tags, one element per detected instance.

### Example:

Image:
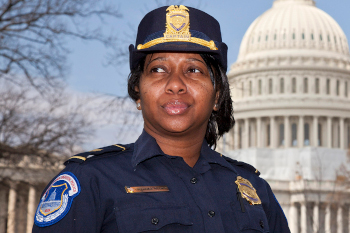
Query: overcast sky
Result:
<box><xmin>66</xmin><ymin>0</ymin><xmax>350</xmax><ymax>97</ymax></box>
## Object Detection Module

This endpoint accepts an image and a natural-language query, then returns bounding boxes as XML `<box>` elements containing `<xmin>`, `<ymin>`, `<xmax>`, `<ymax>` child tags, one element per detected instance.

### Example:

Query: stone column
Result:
<box><xmin>244</xmin><ymin>118</ymin><xmax>249</xmax><ymax>148</ymax></box>
<box><xmin>234</xmin><ymin>121</ymin><xmax>240</xmax><ymax>149</ymax></box>
<box><xmin>337</xmin><ymin>205</ymin><xmax>343</xmax><ymax>233</ymax></box>
<box><xmin>270</xmin><ymin>116</ymin><xmax>276</xmax><ymax>148</ymax></box>
<box><xmin>298</xmin><ymin>116</ymin><xmax>304</xmax><ymax>147</ymax></box>
<box><xmin>325</xmin><ymin>204</ymin><xmax>331</xmax><ymax>233</ymax></box>
<box><xmin>26</xmin><ymin>186</ymin><xmax>36</xmax><ymax>233</ymax></box>
<box><xmin>7</xmin><ymin>183</ymin><xmax>17</xmax><ymax>233</ymax></box>
<box><xmin>284</xmin><ymin>116</ymin><xmax>291</xmax><ymax>148</ymax></box>
<box><xmin>313</xmin><ymin>116</ymin><xmax>318</xmax><ymax>146</ymax></box>
<box><xmin>340</xmin><ymin>118</ymin><xmax>345</xmax><ymax>149</ymax></box>
<box><xmin>289</xmin><ymin>202</ymin><xmax>298</xmax><ymax>233</ymax></box>
<box><xmin>300</xmin><ymin>202</ymin><xmax>307</xmax><ymax>233</ymax></box>
<box><xmin>313</xmin><ymin>203</ymin><xmax>319</xmax><ymax>233</ymax></box>
<box><xmin>256</xmin><ymin>117</ymin><xmax>262</xmax><ymax>148</ymax></box>
<box><xmin>327</xmin><ymin>117</ymin><xmax>332</xmax><ymax>148</ymax></box>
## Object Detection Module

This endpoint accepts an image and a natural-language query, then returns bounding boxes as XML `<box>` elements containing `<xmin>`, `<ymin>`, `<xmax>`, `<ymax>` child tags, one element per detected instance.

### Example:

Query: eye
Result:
<box><xmin>187</xmin><ymin>68</ymin><xmax>201</xmax><ymax>73</ymax></box>
<box><xmin>151</xmin><ymin>67</ymin><xmax>166</xmax><ymax>73</ymax></box>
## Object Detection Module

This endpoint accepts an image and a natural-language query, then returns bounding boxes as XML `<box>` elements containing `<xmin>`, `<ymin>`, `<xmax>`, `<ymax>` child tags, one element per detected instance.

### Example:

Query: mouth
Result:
<box><xmin>162</xmin><ymin>100</ymin><xmax>190</xmax><ymax>115</ymax></box>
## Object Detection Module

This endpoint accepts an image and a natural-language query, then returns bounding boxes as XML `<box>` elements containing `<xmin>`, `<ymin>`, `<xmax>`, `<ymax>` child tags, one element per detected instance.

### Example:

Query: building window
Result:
<box><xmin>326</xmin><ymin>79</ymin><xmax>330</xmax><ymax>95</ymax></box>
<box><xmin>249</xmin><ymin>125</ymin><xmax>252</xmax><ymax>147</ymax></box>
<box><xmin>269</xmin><ymin>78</ymin><xmax>273</xmax><ymax>94</ymax></box>
<box><xmin>274</xmin><ymin>34</ymin><xmax>277</xmax><ymax>40</ymax></box>
<box><xmin>292</xmin><ymin>77</ymin><xmax>296</xmax><ymax>93</ymax></box>
<box><xmin>239</xmin><ymin>125</ymin><xmax>242</xmax><ymax>149</ymax></box>
<box><xmin>280</xmin><ymin>78</ymin><xmax>284</xmax><ymax>93</ymax></box>
<box><xmin>258</xmin><ymin>36</ymin><xmax>261</xmax><ymax>42</ymax></box>
<box><xmin>249</xmin><ymin>81</ymin><xmax>252</xmax><ymax>96</ymax></box>
<box><xmin>267</xmin><ymin>124</ymin><xmax>270</xmax><ymax>146</ymax></box>
<box><xmin>302</xmin><ymin>33</ymin><xmax>305</xmax><ymax>40</ymax></box>
<box><xmin>304</xmin><ymin>78</ymin><xmax>308</xmax><ymax>93</ymax></box>
<box><xmin>348</xmin><ymin>125</ymin><xmax>350</xmax><ymax>149</ymax></box>
<box><xmin>320</xmin><ymin>34</ymin><xmax>323</xmax><ymax>41</ymax></box>
<box><xmin>336</xmin><ymin>80</ymin><xmax>340</xmax><ymax>96</ymax></box>
<box><xmin>318</xmin><ymin>123</ymin><xmax>322</xmax><ymax>146</ymax></box>
<box><xmin>241</xmin><ymin>82</ymin><xmax>244</xmax><ymax>97</ymax></box>
<box><xmin>258</xmin><ymin>79</ymin><xmax>262</xmax><ymax>95</ymax></box>
<box><xmin>266</xmin><ymin>35</ymin><xmax>268</xmax><ymax>41</ymax></box>
<box><xmin>292</xmin><ymin>33</ymin><xmax>295</xmax><ymax>40</ymax></box>
<box><xmin>315</xmin><ymin>78</ymin><xmax>320</xmax><ymax>94</ymax></box>
<box><xmin>334</xmin><ymin>36</ymin><xmax>337</xmax><ymax>44</ymax></box>
<box><xmin>328</xmin><ymin>35</ymin><xmax>330</xmax><ymax>42</ymax></box>
<box><xmin>346</xmin><ymin>81</ymin><xmax>348</xmax><ymax>97</ymax></box>
<box><xmin>311</xmin><ymin>33</ymin><xmax>314</xmax><ymax>40</ymax></box>
<box><xmin>304</xmin><ymin>123</ymin><xmax>310</xmax><ymax>146</ymax></box>
<box><xmin>279</xmin><ymin>124</ymin><xmax>284</xmax><ymax>146</ymax></box>
<box><xmin>292</xmin><ymin>123</ymin><xmax>297</xmax><ymax>146</ymax></box>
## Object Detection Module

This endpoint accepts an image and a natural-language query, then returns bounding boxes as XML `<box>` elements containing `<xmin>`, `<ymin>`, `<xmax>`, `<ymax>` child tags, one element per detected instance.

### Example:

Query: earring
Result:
<box><xmin>136</xmin><ymin>102</ymin><xmax>141</xmax><ymax>109</ymax></box>
<box><xmin>215</xmin><ymin>104</ymin><xmax>218</xmax><ymax>108</ymax></box>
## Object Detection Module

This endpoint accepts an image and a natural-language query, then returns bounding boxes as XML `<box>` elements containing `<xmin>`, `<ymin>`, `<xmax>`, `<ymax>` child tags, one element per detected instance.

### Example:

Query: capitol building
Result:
<box><xmin>218</xmin><ymin>0</ymin><xmax>350</xmax><ymax>232</ymax></box>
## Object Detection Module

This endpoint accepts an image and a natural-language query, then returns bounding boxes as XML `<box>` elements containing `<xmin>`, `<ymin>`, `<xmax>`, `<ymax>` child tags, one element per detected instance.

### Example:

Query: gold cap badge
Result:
<box><xmin>164</xmin><ymin>5</ymin><xmax>191</xmax><ymax>41</ymax></box>
<box><xmin>235</xmin><ymin>176</ymin><xmax>261</xmax><ymax>205</ymax></box>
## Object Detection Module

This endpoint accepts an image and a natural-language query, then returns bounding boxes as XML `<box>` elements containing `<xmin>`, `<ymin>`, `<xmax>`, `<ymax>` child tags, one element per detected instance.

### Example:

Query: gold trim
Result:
<box><xmin>125</xmin><ymin>186</ymin><xmax>169</xmax><ymax>193</ymax></box>
<box><xmin>137</xmin><ymin>37</ymin><xmax>218</xmax><ymax>50</ymax></box>
<box><xmin>69</xmin><ymin>156</ymin><xmax>86</xmax><ymax>161</ymax></box>
<box><xmin>90</xmin><ymin>148</ymin><xmax>103</xmax><ymax>152</ymax></box>
<box><xmin>114</xmin><ymin>144</ymin><xmax>126</xmax><ymax>151</ymax></box>
<box><xmin>255</xmin><ymin>169</ymin><xmax>259</xmax><ymax>173</ymax></box>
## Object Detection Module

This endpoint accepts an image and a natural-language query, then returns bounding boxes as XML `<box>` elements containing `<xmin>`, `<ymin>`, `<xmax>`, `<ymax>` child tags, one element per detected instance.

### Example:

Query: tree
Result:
<box><xmin>0</xmin><ymin>0</ymin><xmax>121</xmax><ymax>94</ymax></box>
<box><xmin>0</xmin><ymin>79</ymin><xmax>93</xmax><ymax>157</ymax></box>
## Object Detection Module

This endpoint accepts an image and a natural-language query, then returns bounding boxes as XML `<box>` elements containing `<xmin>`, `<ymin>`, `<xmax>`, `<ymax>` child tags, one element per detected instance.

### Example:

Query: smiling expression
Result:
<box><xmin>136</xmin><ymin>52</ymin><xmax>219</xmax><ymax>138</ymax></box>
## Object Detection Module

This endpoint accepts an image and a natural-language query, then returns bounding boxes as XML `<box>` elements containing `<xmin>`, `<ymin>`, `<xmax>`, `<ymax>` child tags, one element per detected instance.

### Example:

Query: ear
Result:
<box><xmin>213</xmin><ymin>91</ymin><xmax>220</xmax><ymax>111</ymax></box>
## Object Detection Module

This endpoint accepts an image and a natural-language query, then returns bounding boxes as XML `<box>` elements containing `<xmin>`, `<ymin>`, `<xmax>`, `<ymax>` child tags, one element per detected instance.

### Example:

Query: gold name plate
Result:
<box><xmin>125</xmin><ymin>186</ymin><xmax>169</xmax><ymax>193</ymax></box>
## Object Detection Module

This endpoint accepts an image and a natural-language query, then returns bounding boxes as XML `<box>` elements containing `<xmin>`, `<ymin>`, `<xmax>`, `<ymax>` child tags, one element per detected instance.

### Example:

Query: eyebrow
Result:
<box><xmin>145</xmin><ymin>56</ymin><xmax>166</xmax><ymax>69</ymax></box>
<box><xmin>145</xmin><ymin>56</ymin><xmax>206</xmax><ymax>70</ymax></box>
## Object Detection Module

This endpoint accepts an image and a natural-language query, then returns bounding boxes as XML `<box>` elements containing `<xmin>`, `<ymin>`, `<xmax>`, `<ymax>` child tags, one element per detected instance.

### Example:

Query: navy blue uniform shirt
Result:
<box><xmin>33</xmin><ymin>130</ymin><xmax>290</xmax><ymax>232</ymax></box>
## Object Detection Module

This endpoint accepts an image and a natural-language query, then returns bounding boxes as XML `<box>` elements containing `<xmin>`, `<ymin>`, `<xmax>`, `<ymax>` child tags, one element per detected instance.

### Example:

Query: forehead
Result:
<box><xmin>144</xmin><ymin>52</ymin><xmax>205</xmax><ymax>63</ymax></box>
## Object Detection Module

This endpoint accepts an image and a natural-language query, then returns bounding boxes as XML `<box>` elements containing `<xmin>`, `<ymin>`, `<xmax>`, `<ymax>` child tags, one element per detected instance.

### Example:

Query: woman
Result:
<box><xmin>33</xmin><ymin>5</ymin><xmax>290</xmax><ymax>233</ymax></box>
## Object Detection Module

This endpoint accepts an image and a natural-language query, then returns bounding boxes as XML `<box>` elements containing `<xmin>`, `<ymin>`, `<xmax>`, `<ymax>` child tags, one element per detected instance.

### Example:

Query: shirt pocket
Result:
<box><xmin>231</xmin><ymin>201</ymin><xmax>270</xmax><ymax>232</ymax></box>
<box><xmin>115</xmin><ymin>203</ymin><xmax>193</xmax><ymax>233</ymax></box>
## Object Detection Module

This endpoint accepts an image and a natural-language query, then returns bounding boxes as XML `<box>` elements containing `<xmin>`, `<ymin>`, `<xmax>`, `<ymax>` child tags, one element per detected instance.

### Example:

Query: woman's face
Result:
<box><xmin>136</xmin><ymin>52</ymin><xmax>218</xmax><ymax>138</ymax></box>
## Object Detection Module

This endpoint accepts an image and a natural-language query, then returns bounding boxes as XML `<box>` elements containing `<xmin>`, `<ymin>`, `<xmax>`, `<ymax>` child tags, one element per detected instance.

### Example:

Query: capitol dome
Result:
<box><xmin>231</xmin><ymin>0</ymin><xmax>350</xmax><ymax>72</ymax></box>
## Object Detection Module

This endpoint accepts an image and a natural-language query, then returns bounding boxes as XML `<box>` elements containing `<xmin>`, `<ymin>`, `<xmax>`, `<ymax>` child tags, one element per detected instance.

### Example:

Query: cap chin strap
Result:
<box><xmin>137</xmin><ymin>37</ymin><xmax>218</xmax><ymax>50</ymax></box>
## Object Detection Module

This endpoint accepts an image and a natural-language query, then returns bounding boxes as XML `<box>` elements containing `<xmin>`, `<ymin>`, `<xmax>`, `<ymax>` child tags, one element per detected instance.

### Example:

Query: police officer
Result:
<box><xmin>33</xmin><ymin>5</ymin><xmax>290</xmax><ymax>233</ymax></box>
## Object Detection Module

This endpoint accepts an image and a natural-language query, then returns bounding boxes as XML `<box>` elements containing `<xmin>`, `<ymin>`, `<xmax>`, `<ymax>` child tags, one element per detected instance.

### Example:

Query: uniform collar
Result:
<box><xmin>132</xmin><ymin>130</ymin><xmax>238</xmax><ymax>174</ymax></box>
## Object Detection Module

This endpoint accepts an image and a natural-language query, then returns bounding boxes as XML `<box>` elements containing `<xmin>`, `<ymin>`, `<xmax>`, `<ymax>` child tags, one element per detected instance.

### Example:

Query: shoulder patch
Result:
<box><xmin>222</xmin><ymin>155</ymin><xmax>260</xmax><ymax>176</ymax></box>
<box><xmin>64</xmin><ymin>144</ymin><xmax>128</xmax><ymax>165</ymax></box>
<box><xmin>34</xmin><ymin>172</ymin><xmax>80</xmax><ymax>227</ymax></box>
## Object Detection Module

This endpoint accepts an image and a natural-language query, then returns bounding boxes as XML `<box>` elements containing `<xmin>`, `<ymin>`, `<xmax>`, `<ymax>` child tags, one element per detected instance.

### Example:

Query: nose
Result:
<box><xmin>165</xmin><ymin>71</ymin><xmax>187</xmax><ymax>95</ymax></box>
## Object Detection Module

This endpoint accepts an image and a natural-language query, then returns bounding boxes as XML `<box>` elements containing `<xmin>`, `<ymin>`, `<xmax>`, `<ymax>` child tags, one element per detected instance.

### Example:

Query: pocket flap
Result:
<box><xmin>116</xmin><ymin>204</ymin><xmax>193</xmax><ymax>233</ymax></box>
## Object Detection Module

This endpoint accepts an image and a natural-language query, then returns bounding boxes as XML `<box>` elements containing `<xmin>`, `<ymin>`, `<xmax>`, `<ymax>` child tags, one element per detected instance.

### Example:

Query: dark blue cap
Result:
<box><xmin>129</xmin><ymin>5</ymin><xmax>228</xmax><ymax>72</ymax></box>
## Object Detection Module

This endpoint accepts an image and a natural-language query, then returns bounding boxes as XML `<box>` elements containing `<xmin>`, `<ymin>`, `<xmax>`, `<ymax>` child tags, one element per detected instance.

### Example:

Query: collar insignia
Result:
<box><xmin>235</xmin><ymin>176</ymin><xmax>261</xmax><ymax>205</ymax></box>
<box><xmin>164</xmin><ymin>5</ymin><xmax>191</xmax><ymax>41</ymax></box>
<box><xmin>125</xmin><ymin>186</ymin><xmax>169</xmax><ymax>193</ymax></box>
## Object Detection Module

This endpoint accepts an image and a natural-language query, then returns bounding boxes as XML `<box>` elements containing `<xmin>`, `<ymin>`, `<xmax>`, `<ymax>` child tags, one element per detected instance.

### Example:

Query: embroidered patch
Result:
<box><xmin>34</xmin><ymin>172</ymin><xmax>80</xmax><ymax>227</ymax></box>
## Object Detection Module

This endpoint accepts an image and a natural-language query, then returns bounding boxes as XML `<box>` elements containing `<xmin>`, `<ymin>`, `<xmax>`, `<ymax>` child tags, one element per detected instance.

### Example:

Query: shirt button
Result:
<box><xmin>151</xmin><ymin>217</ymin><xmax>159</xmax><ymax>225</ymax></box>
<box><xmin>190</xmin><ymin>177</ymin><xmax>197</xmax><ymax>184</ymax></box>
<box><xmin>208</xmin><ymin>210</ymin><xmax>215</xmax><ymax>217</ymax></box>
<box><xmin>260</xmin><ymin>220</ymin><xmax>264</xmax><ymax>229</ymax></box>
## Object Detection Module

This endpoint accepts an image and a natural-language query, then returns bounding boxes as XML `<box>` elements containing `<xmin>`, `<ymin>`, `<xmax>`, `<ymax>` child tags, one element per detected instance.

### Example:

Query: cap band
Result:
<box><xmin>137</xmin><ymin>37</ymin><xmax>218</xmax><ymax>50</ymax></box>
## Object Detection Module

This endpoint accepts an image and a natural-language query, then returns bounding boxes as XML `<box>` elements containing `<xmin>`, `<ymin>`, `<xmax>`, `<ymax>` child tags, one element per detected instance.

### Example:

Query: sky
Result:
<box><xmin>63</xmin><ymin>0</ymin><xmax>350</xmax><ymax>148</ymax></box>
<box><xmin>66</xmin><ymin>0</ymin><xmax>350</xmax><ymax>97</ymax></box>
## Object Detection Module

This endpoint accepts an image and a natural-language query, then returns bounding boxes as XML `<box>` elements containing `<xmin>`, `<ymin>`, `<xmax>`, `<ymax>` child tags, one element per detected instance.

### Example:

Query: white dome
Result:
<box><xmin>236</xmin><ymin>0</ymin><xmax>350</xmax><ymax>63</ymax></box>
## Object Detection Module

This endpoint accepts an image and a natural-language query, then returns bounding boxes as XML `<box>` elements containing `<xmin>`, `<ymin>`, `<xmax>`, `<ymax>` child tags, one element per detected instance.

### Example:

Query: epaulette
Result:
<box><xmin>222</xmin><ymin>155</ymin><xmax>260</xmax><ymax>176</ymax></box>
<box><xmin>64</xmin><ymin>144</ymin><xmax>128</xmax><ymax>165</ymax></box>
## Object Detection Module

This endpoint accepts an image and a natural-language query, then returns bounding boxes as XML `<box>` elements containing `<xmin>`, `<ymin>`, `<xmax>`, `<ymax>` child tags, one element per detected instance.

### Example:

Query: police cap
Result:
<box><xmin>129</xmin><ymin>5</ymin><xmax>228</xmax><ymax>72</ymax></box>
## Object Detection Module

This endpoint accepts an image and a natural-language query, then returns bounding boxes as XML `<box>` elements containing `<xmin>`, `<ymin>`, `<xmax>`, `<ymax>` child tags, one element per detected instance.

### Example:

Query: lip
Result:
<box><xmin>162</xmin><ymin>100</ymin><xmax>190</xmax><ymax>115</ymax></box>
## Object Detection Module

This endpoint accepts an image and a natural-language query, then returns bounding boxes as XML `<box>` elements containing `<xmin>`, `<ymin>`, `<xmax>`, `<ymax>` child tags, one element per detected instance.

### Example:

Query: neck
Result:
<box><xmin>144</xmin><ymin>127</ymin><xmax>206</xmax><ymax>167</ymax></box>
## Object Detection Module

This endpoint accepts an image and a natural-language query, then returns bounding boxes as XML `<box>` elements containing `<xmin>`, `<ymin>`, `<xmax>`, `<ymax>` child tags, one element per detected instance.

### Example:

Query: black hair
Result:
<box><xmin>127</xmin><ymin>53</ymin><xmax>235</xmax><ymax>148</ymax></box>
